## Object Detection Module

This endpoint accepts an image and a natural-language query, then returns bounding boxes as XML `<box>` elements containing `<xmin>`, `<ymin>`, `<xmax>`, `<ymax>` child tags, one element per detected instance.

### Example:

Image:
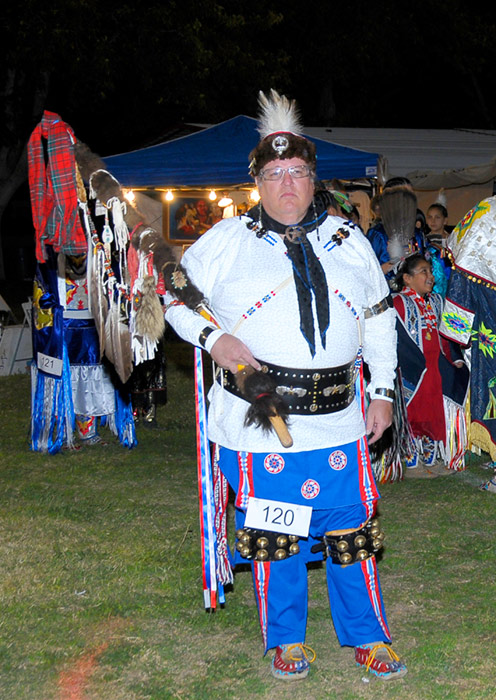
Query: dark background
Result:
<box><xmin>5</xmin><ymin>0</ymin><xmax>496</xmax><ymax>153</ymax></box>
<box><xmin>1</xmin><ymin>0</ymin><xmax>496</xmax><ymax>301</ymax></box>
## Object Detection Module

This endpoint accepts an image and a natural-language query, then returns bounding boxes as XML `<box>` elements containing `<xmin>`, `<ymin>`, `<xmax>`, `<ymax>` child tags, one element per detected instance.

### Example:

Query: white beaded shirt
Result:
<box><xmin>165</xmin><ymin>214</ymin><xmax>397</xmax><ymax>453</ymax></box>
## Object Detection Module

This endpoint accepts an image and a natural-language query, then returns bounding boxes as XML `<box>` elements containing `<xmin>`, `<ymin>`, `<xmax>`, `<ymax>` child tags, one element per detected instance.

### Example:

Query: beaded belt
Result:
<box><xmin>220</xmin><ymin>359</ymin><xmax>357</xmax><ymax>415</ymax></box>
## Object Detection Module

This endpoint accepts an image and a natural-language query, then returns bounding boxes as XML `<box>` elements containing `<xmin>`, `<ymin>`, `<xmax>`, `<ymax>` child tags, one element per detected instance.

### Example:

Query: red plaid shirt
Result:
<box><xmin>28</xmin><ymin>110</ymin><xmax>87</xmax><ymax>262</ymax></box>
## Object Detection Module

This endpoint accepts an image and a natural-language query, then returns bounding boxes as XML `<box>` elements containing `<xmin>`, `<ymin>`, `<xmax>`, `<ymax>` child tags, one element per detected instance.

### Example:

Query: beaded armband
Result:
<box><xmin>164</xmin><ymin>299</ymin><xmax>185</xmax><ymax>313</ymax></box>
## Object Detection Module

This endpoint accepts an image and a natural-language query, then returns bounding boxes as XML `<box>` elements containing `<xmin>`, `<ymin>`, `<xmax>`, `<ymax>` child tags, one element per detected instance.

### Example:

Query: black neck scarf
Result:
<box><xmin>246</xmin><ymin>197</ymin><xmax>329</xmax><ymax>357</ymax></box>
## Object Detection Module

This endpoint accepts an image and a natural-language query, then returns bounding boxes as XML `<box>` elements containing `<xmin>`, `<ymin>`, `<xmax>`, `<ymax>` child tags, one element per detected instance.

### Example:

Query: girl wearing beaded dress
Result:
<box><xmin>393</xmin><ymin>254</ymin><xmax>469</xmax><ymax>469</ymax></box>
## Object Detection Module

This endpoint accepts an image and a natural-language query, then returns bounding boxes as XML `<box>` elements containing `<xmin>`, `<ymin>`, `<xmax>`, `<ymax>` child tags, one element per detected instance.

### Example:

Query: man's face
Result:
<box><xmin>256</xmin><ymin>157</ymin><xmax>315</xmax><ymax>226</ymax></box>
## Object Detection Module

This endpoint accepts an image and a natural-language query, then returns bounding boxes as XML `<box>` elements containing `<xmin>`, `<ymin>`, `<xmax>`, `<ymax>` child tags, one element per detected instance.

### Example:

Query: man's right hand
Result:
<box><xmin>210</xmin><ymin>334</ymin><xmax>262</xmax><ymax>374</ymax></box>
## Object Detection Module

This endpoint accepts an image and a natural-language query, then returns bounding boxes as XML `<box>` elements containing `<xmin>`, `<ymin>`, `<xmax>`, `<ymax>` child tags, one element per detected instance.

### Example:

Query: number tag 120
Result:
<box><xmin>244</xmin><ymin>497</ymin><xmax>312</xmax><ymax>538</ymax></box>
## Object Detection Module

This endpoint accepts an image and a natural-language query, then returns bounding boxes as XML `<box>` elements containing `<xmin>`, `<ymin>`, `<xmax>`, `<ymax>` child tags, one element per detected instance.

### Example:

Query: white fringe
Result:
<box><xmin>438</xmin><ymin>396</ymin><xmax>468</xmax><ymax>470</ymax></box>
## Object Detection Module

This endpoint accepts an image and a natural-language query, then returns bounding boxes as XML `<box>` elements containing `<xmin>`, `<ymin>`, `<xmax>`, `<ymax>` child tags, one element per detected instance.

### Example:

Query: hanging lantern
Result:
<box><xmin>218</xmin><ymin>193</ymin><xmax>233</xmax><ymax>208</ymax></box>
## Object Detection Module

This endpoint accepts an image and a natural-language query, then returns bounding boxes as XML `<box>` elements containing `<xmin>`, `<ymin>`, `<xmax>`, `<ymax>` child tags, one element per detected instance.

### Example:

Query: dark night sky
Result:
<box><xmin>12</xmin><ymin>0</ymin><xmax>493</xmax><ymax>157</ymax></box>
<box><xmin>0</xmin><ymin>1</ymin><xmax>495</xmax><ymax>296</ymax></box>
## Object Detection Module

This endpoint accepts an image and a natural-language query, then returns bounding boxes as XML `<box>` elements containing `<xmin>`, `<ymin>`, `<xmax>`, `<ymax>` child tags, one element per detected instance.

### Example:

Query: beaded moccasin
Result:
<box><xmin>271</xmin><ymin>643</ymin><xmax>316</xmax><ymax>681</ymax></box>
<box><xmin>422</xmin><ymin>437</ymin><xmax>437</xmax><ymax>466</ymax></box>
<box><xmin>405</xmin><ymin>451</ymin><xmax>419</xmax><ymax>469</ymax></box>
<box><xmin>355</xmin><ymin>644</ymin><xmax>407</xmax><ymax>680</ymax></box>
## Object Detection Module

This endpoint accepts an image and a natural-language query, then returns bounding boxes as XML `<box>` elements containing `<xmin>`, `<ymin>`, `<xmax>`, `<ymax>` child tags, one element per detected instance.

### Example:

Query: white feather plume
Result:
<box><xmin>257</xmin><ymin>89</ymin><xmax>303</xmax><ymax>139</ymax></box>
<box><xmin>435</xmin><ymin>188</ymin><xmax>447</xmax><ymax>208</ymax></box>
<box><xmin>387</xmin><ymin>235</ymin><xmax>407</xmax><ymax>264</ymax></box>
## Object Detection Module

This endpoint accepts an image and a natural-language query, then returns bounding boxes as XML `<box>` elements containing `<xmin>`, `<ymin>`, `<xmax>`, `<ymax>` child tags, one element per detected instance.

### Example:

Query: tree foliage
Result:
<box><xmin>0</xmin><ymin>1</ymin><xmax>495</xmax><ymax>277</ymax></box>
<box><xmin>1</xmin><ymin>0</ymin><xmax>288</xmax><ymax>155</ymax></box>
<box><xmin>269</xmin><ymin>0</ymin><xmax>496</xmax><ymax>128</ymax></box>
<box><xmin>2</xmin><ymin>0</ymin><xmax>496</xmax><ymax>156</ymax></box>
<box><xmin>0</xmin><ymin>0</ymin><xmax>288</xmax><ymax>278</ymax></box>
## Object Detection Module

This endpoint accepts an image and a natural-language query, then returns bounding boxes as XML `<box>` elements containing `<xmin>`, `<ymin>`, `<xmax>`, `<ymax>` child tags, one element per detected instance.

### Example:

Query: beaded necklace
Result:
<box><xmin>403</xmin><ymin>286</ymin><xmax>437</xmax><ymax>340</ymax></box>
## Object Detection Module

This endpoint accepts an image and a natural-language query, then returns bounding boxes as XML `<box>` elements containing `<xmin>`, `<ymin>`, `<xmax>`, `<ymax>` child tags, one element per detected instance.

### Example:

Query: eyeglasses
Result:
<box><xmin>259</xmin><ymin>165</ymin><xmax>311</xmax><ymax>181</ymax></box>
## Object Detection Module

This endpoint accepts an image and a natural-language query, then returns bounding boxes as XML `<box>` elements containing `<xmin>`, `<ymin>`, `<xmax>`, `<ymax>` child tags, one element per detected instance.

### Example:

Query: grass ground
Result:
<box><xmin>0</xmin><ymin>345</ymin><xmax>494</xmax><ymax>699</ymax></box>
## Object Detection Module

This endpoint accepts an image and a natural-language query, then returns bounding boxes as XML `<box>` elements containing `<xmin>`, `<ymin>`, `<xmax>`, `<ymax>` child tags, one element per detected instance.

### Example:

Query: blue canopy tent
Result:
<box><xmin>103</xmin><ymin>115</ymin><xmax>379</xmax><ymax>187</ymax></box>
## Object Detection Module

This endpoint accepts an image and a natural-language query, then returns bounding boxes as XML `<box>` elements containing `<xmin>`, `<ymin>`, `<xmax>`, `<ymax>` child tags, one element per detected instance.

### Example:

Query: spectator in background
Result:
<box><xmin>349</xmin><ymin>190</ymin><xmax>372</xmax><ymax>233</ymax></box>
<box><xmin>349</xmin><ymin>205</ymin><xmax>362</xmax><ymax>229</ymax></box>
<box><xmin>370</xmin><ymin>194</ymin><xmax>382</xmax><ymax>224</ymax></box>
<box><xmin>413</xmin><ymin>209</ymin><xmax>427</xmax><ymax>254</ymax></box>
<box><xmin>315</xmin><ymin>180</ymin><xmax>365</xmax><ymax>232</ymax></box>
<box><xmin>383</xmin><ymin>177</ymin><xmax>413</xmax><ymax>190</ymax></box>
<box><xmin>327</xmin><ymin>178</ymin><xmax>355</xmax><ymax>219</ymax></box>
<box><xmin>426</xmin><ymin>203</ymin><xmax>449</xmax><ymax>247</ymax></box>
<box><xmin>314</xmin><ymin>181</ymin><xmax>351</xmax><ymax>220</ymax></box>
<box><xmin>366</xmin><ymin>194</ymin><xmax>392</xmax><ymax>277</ymax></box>
<box><xmin>426</xmin><ymin>203</ymin><xmax>452</xmax><ymax>297</ymax></box>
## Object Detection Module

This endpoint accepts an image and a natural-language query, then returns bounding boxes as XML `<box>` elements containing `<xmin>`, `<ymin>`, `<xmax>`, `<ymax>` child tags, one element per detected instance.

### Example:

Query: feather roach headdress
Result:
<box><xmin>380</xmin><ymin>184</ymin><xmax>417</xmax><ymax>265</ymax></box>
<box><xmin>249</xmin><ymin>89</ymin><xmax>316</xmax><ymax>176</ymax></box>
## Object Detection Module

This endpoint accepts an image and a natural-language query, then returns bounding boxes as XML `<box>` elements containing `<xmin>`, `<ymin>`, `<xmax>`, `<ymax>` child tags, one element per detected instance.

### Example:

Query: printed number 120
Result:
<box><xmin>263</xmin><ymin>505</ymin><xmax>295</xmax><ymax>527</ymax></box>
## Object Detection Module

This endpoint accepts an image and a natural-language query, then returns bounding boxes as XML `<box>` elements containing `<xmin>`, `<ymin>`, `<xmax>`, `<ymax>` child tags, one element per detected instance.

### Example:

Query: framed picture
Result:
<box><xmin>163</xmin><ymin>194</ymin><xmax>223</xmax><ymax>244</ymax></box>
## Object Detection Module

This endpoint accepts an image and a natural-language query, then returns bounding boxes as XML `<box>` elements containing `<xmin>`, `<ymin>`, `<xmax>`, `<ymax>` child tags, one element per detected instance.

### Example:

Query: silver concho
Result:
<box><xmin>276</xmin><ymin>386</ymin><xmax>308</xmax><ymax>398</ymax></box>
<box><xmin>272</xmin><ymin>134</ymin><xmax>289</xmax><ymax>155</ymax></box>
<box><xmin>285</xmin><ymin>225</ymin><xmax>306</xmax><ymax>243</ymax></box>
<box><xmin>323</xmin><ymin>384</ymin><xmax>347</xmax><ymax>396</ymax></box>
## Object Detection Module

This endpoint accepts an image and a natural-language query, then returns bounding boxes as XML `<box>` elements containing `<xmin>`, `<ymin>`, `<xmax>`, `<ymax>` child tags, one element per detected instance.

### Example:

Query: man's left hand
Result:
<box><xmin>366</xmin><ymin>399</ymin><xmax>393</xmax><ymax>444</ymax></box>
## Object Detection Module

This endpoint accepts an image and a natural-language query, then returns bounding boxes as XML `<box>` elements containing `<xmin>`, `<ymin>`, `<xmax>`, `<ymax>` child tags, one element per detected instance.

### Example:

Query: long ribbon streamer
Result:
<box><xmin>194</xmin><ymin>346</ymin><xmax>223</xmax><ymax>609</ymax></box>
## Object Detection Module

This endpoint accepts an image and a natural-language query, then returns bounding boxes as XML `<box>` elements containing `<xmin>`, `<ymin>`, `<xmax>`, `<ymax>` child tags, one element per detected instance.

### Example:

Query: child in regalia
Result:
<box><xmin>393</xmin><ymin>254</ymin><xmax>469</xmax><ymax>469</ymax></box>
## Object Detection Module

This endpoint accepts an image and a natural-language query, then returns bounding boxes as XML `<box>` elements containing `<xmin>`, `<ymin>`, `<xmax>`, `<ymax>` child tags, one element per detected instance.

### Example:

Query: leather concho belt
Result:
<box><xmin>220</xmin><ymin>359</ymin><xmax>357</xmax><ymax>415</ymax></box>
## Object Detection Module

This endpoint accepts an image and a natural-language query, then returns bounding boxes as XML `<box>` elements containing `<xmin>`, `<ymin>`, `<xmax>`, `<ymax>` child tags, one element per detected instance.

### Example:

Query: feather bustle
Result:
<box><xmin>380</xmin><ymin>185</ymin><xmax>417</xmax><ymax>241</ymax></box>
<box><xmin>380</xmin><ymin>185</ymin><xmax>417</xmax><ymax>262</ymax></box>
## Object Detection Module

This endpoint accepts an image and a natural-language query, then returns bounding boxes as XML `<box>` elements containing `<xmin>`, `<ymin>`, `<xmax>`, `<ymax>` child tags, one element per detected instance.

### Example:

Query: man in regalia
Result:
<box><xmin>165</xmin><ymin>90</ymin><xmax>406</xmax><ymax>681</ymax></box>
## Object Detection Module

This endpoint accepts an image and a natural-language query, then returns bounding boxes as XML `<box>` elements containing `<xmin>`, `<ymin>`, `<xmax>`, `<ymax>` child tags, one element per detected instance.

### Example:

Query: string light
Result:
<box><xmin>249</xmin><ymin>188</ymin><xmax>260</xmax><ymax>203</ymax></box>
<box><xmin>165</xmin><ymin>190</ymin><xmax>174</xmax><ymax>202</ymax></box>
<box><xmin>123</xmin><ymin>189</ymin><xmax>136</xmax><ymax>203</ymax></box>
<box><xmin>218</xmin><ymin>193</ymin><xmax>233</xmax><ymax>208</ymax></box>
<box><xmin>208</xmin><ymin>190</ymin><xmax>217</xmax><ymax>201</ymax></box>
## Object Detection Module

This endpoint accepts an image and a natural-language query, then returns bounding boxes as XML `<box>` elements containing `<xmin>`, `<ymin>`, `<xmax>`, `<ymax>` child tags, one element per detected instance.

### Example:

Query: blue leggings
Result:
<box><xmin>248</xmin><ymin>509</ymin><xmax>392</xmax><ymax>652</ymax></box>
